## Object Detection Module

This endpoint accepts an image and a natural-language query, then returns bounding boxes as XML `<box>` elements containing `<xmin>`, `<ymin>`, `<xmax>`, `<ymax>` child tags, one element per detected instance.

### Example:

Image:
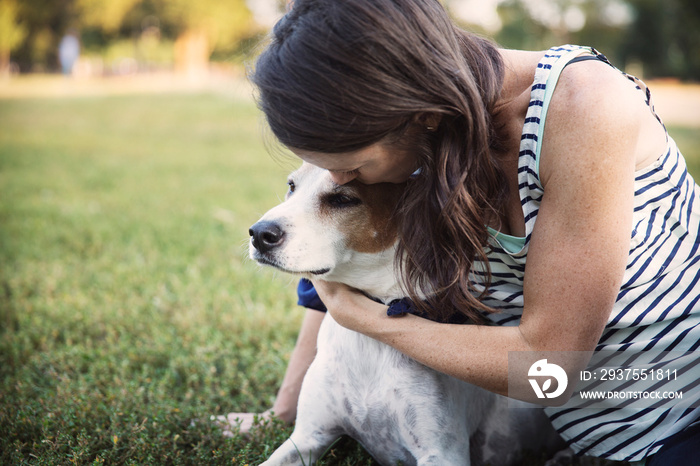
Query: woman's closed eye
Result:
<box><xmin>336</xmin><ymin>169</ymin><xmax>360</xmax><ymax>176</ymax></box>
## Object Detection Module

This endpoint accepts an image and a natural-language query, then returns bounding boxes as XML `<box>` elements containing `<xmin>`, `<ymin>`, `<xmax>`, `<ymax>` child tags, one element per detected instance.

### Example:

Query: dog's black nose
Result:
<box><xmin>249</xmin><ymin>221</ymin><xmax>285</xmax><ymax>253</ymax></box>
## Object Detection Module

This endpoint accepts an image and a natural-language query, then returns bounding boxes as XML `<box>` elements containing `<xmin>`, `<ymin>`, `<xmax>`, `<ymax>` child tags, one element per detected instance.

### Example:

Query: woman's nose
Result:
<box><xmin>329</xmin><ymin>171</ymin><xmax>358</xmax><ymax>185</ymax></box>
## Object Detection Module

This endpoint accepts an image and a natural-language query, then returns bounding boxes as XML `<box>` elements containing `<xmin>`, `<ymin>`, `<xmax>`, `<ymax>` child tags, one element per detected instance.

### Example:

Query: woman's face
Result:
<box><xmin>291</xmin><ymin>142</ymin><xmax>420</xmax><ymax>185</ymax></box>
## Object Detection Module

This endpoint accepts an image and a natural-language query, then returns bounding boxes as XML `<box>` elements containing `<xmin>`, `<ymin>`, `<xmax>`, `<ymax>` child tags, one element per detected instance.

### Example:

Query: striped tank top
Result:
<box><xmin>474</xmin><ymin>45</ymin><xmax>700</xmax><ymax>462</ymax></box>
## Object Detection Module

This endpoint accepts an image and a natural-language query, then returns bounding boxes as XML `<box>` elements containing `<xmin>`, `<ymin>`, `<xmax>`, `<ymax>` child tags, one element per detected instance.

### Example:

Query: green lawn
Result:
<box><xmin>1</xmin><ymin>91</ymin><xmax>699</xmax><ymax>465</ymax></box>
<box><xmin>0</xmin><ymin>92</ymin><xmax>376</xmax><ymax>465</ymax></box>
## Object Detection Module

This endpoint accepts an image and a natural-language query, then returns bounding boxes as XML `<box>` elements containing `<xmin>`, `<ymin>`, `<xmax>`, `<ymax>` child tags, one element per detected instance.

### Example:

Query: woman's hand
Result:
<box><xmin>310</xmin><ymin>279</ymin><xmax>387</xmax><ymax>333</ymax></box>
<box><xmin>213</xmin><ymin>410</ymin><xmax>277</xmax><ymax>437</ymax></box>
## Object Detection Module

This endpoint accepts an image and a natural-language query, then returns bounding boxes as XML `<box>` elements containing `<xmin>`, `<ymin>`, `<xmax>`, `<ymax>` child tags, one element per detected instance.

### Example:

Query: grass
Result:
<box><xmin>1</xmin><ymin>88</ymin><xmax>699</xmax><ymax>465</ymax></box>
<box><xmin>0</xmin><ymin>91</ymin><xmax>369</xmax><ymax>465</ymax></box>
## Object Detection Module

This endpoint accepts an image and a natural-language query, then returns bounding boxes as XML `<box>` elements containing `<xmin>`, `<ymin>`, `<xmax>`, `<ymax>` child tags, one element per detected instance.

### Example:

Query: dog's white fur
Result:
<box><xmin>248</xmin><ymin>163</ymin><xmax>563</xmax><ymax>465</ymax></box>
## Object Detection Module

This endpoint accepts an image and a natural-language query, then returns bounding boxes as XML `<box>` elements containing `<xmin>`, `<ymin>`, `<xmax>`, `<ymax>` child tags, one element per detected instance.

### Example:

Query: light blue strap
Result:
<box><xmin>487</xmin><ymin>46</ymin><xmax>594</xmax><ymax>254</ymax></box>
<box><xmin>535</xmin><ymin>47</ymin><xmax>595</xmax><ymax>176</ymax></box>
<box><xmin>487</xmin><ymin>226</ymin><xmax>526</xmax><ymax>254</ymax></box>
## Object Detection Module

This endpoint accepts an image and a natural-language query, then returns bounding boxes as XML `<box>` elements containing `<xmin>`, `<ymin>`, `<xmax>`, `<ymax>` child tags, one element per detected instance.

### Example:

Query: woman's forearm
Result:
<box><xmin>376</xmin><ymin>316</ymin><xmax>526</xmax><ymax>395</ymax></box>
<box><xmin>315</xmin><ymin>280</ymin><xmax>595</xmax><ymax>400</ymax></box>
<box><xmin>336</xmin><ymin>296</ymin><xmax>530</xmax><ymax>396</ymax></box>
<box><xmin>271</xmin><ymin>308</ymin><xmax>325</xmax><ymax>422</ymax></box>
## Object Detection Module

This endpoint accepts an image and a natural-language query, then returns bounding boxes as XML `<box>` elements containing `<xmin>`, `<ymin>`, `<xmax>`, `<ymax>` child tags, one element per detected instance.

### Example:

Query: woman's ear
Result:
<box><xmin>414</xmin><ymin>113</ymin><xmax>442</xmax><ymax>131</ymax></box>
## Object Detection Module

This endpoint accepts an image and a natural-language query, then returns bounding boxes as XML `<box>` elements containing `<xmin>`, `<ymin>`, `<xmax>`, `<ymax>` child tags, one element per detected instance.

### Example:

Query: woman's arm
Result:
<box><xmin>220</xmin><ymin>308</ymin><xmax>324</xmax><ymax>434</ymax></box>
<box><xmin>314</xmin><ymin>59</ymin><xmax>645</xmax><ymax>398</ymax></box>
<box><xmin>269</xmin><ymin>308</ymin><xmax>325</xmax><ymax>422</ymax></box>
<box><xmin>312</xmin><ymin>283</ymin><xmax>529</xmax><ymax>396</ymax></box>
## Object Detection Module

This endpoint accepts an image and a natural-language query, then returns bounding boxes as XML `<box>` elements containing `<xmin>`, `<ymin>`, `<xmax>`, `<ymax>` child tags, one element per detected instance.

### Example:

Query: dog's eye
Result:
<box><xmin>325</xmin><ymin>193</ymin><xmax>361</xmax><ymax>208</ymax></box>
<box><xmin>287</xmin><ymin>180</ymin><xmax>295</xmax><ymax>195</ymax></box>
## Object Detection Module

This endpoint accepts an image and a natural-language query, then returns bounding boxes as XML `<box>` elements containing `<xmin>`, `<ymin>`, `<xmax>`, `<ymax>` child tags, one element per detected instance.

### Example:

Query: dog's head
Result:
<box><xmin>249</xmin><ymin>163</ymin><xmax>405</xmax><ymax>299</ymax></box>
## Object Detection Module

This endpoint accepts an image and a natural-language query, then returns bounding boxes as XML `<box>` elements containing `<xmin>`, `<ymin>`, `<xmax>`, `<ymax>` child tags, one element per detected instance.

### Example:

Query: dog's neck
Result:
<box><xmin>320</xmin><ymin>247</ymin><xmax>404</xmax><ymax>303</ymax></box>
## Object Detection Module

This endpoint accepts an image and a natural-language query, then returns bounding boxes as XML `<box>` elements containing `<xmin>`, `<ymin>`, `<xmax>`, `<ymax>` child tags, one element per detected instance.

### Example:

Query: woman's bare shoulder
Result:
<box><xmin>538</xmin><ymin>59</ymin><xmax>653</xmax><ymax>185</ymax></box>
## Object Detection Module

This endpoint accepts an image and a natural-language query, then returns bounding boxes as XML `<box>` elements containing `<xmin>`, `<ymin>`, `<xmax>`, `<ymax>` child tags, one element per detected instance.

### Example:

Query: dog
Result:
<box><xmin>247</xmin><ymin>163</ymin><xmax>564</xmax><ymax>465</ymax></box>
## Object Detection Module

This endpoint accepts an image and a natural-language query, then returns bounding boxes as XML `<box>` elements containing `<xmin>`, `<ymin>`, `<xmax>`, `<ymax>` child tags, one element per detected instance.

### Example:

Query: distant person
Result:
<box><xmin>58</xmin><ymin>31</ymin><xmax>80</xmax><ymax>75</ymax></box>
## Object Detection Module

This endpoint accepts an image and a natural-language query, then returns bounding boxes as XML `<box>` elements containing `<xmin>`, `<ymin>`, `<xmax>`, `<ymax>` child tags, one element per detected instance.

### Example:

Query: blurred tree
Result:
<box><xmin>75</xmin><ymin>0</ymin><xmax>254</xmax><ymax>75</ymax></box>
<box><xmin>675</xmin><ymin>0</ymin><xmax>700</xmax><ymax>80</ymax></box>
<box><xmin>6</xmin><ymin>0</ymin><xmax>700</xmax><ymax>79</ymax></box>
<box><xmin>12</xmin><ymin>0</ymin><xmax>78</xmax><ymax>72</ymax></box>
<box><xmin>158</xmin><ymin>0</ymin><xmax>254</xmax><ymax>76</ymax></box>
<box><xmin>495</xmin><ymin>0</ymin><xmax>632</xmax><ymax>56</ymax></box>
<box><xmin>622</xmin><ymin>0</ymin><xmax>700</xmax><ymax>80</ymax></box>
<box><xmin>496</xmin><ymin>0</ymin><xmax>557</xmax><ymax>51</ymax></box>
<box><xmin>0</xmin><ymin>0</ymin><xmax>28</xmax><ymax>74</ymax></box>
<box><xmin>494</xmin><ymin>0</ymin><xmax>700</xmax><ymax>80</ymax></box>
<box><xmin>75</xmin><ymin>0</ymin><xmax>141</xmax><ymax>33</ymax></box>
<box><xmin>572</xmin><ymin>0</ymin><xmax>633</xmax><ymax>63</ymax></box>
<box><xmin>10</xmin><ymin>0</ymin><xmax>255</xmax><ymax>73</ymax></box>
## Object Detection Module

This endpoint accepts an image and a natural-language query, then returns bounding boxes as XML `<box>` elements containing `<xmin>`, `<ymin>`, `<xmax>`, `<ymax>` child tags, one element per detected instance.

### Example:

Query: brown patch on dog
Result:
<box><xmin>336</xmin><ymin>181</ymin><xmax>405</xmax><ymax>254</ymax></box>
<box><xmin>297</xmin><ymin>163</ymin><xmax>405</xmax><ymax>254</ymax></box>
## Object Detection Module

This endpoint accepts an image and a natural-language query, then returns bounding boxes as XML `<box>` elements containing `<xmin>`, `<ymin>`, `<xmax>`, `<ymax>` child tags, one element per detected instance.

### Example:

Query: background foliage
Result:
<box><xmin>2</xmin><ymin>0</ymin><xmax>262</xmax><ymax>74</ymax></box>
<box><xmin>0</xmin><ymin>0</ymin><xmax>699</xmax><ymax>79</ymax></box>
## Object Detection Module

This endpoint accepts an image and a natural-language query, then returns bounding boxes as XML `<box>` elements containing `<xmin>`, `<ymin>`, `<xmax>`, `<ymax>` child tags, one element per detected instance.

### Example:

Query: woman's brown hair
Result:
<box><xmin>252</xmin><ymin>0</ymin><xmax>507</xmax><ymax>322</ymax></box>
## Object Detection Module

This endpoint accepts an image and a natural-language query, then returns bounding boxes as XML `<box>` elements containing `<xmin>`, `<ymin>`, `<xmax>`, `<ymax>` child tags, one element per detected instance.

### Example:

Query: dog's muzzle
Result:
<box><xmin>249</xmin><ymin>221</ymin><xmax>285</xmax><ymax>254</ymax></box>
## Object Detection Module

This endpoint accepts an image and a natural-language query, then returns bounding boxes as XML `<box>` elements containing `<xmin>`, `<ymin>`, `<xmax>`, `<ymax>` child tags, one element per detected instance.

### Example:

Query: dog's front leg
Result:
<box><xmin>261</xmin><ymin>430</ymin><xmax>338</xmax><ymax>466</ymax></box>
<box><xmin>261</xmin><ymin>403</ymin><xmax>342</xmax><ymax>466</ymax></box>
<box><xmin>262</xmin><ymin>323</ymin><xmax>345</xmax><ymax>465</ymax></box>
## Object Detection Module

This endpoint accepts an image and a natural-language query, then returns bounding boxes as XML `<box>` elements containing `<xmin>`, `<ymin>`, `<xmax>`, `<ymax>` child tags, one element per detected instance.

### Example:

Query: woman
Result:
<box><xmin>224</xmin><ymin>0</ymin><xmax>700</xmax><ymax>463</ymax></box>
